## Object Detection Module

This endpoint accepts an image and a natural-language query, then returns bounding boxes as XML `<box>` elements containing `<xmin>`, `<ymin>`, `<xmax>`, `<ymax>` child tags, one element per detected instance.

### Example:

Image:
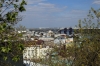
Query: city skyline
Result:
<box><xmin>18</xmin><ymin>0</ymin><xmax>100</xmax><ymax>28</ymax></box>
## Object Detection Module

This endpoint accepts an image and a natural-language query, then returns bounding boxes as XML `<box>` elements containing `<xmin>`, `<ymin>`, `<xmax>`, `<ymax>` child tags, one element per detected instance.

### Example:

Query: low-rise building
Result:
<box><xmin>23</xmin><ymin>40</ymin><xmax>52</xmax><ymax>60</ymax></box>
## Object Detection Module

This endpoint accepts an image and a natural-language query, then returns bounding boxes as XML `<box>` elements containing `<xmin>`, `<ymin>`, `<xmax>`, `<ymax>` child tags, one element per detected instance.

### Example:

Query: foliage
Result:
<box><xmin>16</xmin><ymin>25</ymin><xmax>26</xmax><ymax>31</ymax></box>
<box><xmin>0</xmin><ymin>0</ymin><xmax>26</xmax><ymax>66</ymax></box>
<box><xmin>72</xmin><ymin>8</ymin><xmax>100</xmax><ymax>66</ymax></box>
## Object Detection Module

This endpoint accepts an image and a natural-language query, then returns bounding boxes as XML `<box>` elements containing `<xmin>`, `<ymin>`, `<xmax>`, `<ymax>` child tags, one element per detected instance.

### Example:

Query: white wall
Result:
<box><xmin>23</xmin><ymin>46</ymin><xmax>52</xmax><ymax>60</ymax></box>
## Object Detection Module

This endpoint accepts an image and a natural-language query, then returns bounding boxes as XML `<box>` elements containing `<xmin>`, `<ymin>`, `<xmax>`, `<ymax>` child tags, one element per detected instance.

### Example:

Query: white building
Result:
<box><xmin>23</xmin><ymin>46</ymin><xmax>52</xmax><ymax>60</ymax></box>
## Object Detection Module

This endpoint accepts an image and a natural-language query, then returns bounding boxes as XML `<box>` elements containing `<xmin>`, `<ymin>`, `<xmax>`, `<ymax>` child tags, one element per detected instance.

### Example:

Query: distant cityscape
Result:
<box><xmin>21</xmin><ymin>27</ymin><xmax>74</xmax><ymax>66</ymax></box>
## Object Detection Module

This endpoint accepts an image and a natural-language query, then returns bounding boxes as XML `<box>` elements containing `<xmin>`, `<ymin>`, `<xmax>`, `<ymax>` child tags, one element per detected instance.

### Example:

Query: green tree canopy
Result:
<box><xmin>0</xmin><ymin>0</ymin><xmax>27</xmax><ymax>66</ymax></box>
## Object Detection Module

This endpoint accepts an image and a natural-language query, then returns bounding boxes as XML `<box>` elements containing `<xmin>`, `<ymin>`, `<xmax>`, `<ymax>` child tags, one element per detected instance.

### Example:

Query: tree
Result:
<box><xmin>0</xmin><ymin>0</ymin><xmax>27</xmax><ymax>66</ymax></box>
<box><xmin>16</xmin><ymin>25</ymin><xmax>26</xmax><ymax>31</ymax></box>
<box><xmin>71</xmin><ymin>8</ymin><xmax>100</xmax><ymax>66</ymax></box>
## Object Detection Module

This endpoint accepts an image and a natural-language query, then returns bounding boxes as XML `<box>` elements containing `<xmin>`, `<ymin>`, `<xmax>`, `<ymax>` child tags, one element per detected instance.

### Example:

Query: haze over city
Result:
<box><xmin>18</xmin><ymin>0</ymin><xmax>100</xmax><ymax>28</ymax></box>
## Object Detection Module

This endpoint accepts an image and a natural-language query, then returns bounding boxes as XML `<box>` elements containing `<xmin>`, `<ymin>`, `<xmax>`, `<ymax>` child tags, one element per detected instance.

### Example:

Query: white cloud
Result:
<box><xmin>22</xmin><ymin>2</ymin><xmax>67</xmax><ymax>23</ymax></box>
<box><xmin>38</xmin><ymin>3</ymin><xmax>55</xmax><ymax>8</ymax></box>
<box><xmin>71</xmin><ymin>10</ymin><xmax>86</xmax><ymax>14</ymax></box>
<box><xmin>27</xmin><ymin>0</ymin><xmax>46</xmax><ymax>4</ymax></box>
<box><xmin>93</xmin><ymin>0</ymin><xmax>100</xmax><ymax>4</ymax></box>
<box><xmin>20</xmin><ymin>1</ymin><xmax>88</xmax><ymax>28</ymax></box>
<box><xmin>26</xmin><ymin>2</ymin><xmax>66</xmax><ymax>13</ymax></box>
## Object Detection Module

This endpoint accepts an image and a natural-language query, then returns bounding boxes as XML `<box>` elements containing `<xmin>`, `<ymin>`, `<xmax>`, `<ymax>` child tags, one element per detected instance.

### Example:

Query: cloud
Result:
<box><xmin>20</xmin><ymin>6</ymin><xmax>87</xmax><ymax>28</ymax></box>
<box><xmin>26</xmin><ymin>0</ymin><xmax>46</xmax><ymax>4</ymax></box>
<box><xmin>26</xmin><ymin>3</ymin><xmax>66</xmax><ymax>12</ymax></box>
<box><xmin>71</xmin><ymin>10</ymin><xmax>86</xmax><ymax>14</ymax></box>
<box><xmin>20</xmin><ymin>1</ymin><xmax>68</xmax><ymax>25</ymax></box>
<box><xmin>38</xmin><ymin>3</ymin><xmax>55</xmax><ymax>8</ymax></box>
<box><xmin>93</xmin><ymin>0</ymin><xmax>100</xmax><ymax>4</ymax></box>
<box><xmin>19</xmin><ymin>1</ymin><xmax>88</xmax><ymax>28</ymax></box>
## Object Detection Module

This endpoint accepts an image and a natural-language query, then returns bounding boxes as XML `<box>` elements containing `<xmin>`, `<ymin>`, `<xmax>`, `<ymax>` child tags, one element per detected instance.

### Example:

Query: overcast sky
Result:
<box><xmin>18</xmin><ymin>0</ymin><xmax>100</xmax><ymax>28</ymax></box>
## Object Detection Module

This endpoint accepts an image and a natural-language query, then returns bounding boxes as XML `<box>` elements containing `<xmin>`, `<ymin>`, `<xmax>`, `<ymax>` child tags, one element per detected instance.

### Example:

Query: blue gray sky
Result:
<box><xmin>18</xmin><ymin>0</ymin><xmax>100</xmax><ymax>28</ymax></box>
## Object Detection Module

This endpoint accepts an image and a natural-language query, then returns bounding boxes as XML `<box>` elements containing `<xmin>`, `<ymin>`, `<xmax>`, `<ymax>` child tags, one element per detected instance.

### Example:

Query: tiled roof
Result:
<box><xmin>24</xmin><ymin>40</ymin><xmax>44</xmax><ymax>47</ymax></box>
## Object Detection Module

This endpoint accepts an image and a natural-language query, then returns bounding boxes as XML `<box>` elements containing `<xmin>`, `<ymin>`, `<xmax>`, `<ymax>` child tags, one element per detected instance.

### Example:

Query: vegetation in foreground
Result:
<box><xmin>0</xmin><ymin>0</ymin><xmax>26</xmax><ymax>66</ymax></box>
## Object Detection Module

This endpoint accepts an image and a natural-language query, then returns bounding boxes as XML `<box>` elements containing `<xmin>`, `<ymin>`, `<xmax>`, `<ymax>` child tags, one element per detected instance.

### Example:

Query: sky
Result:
<box><xmin>18</xmin><ymin>0</ymin><xmax>100</xmax><ymax>28</ymax></box>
